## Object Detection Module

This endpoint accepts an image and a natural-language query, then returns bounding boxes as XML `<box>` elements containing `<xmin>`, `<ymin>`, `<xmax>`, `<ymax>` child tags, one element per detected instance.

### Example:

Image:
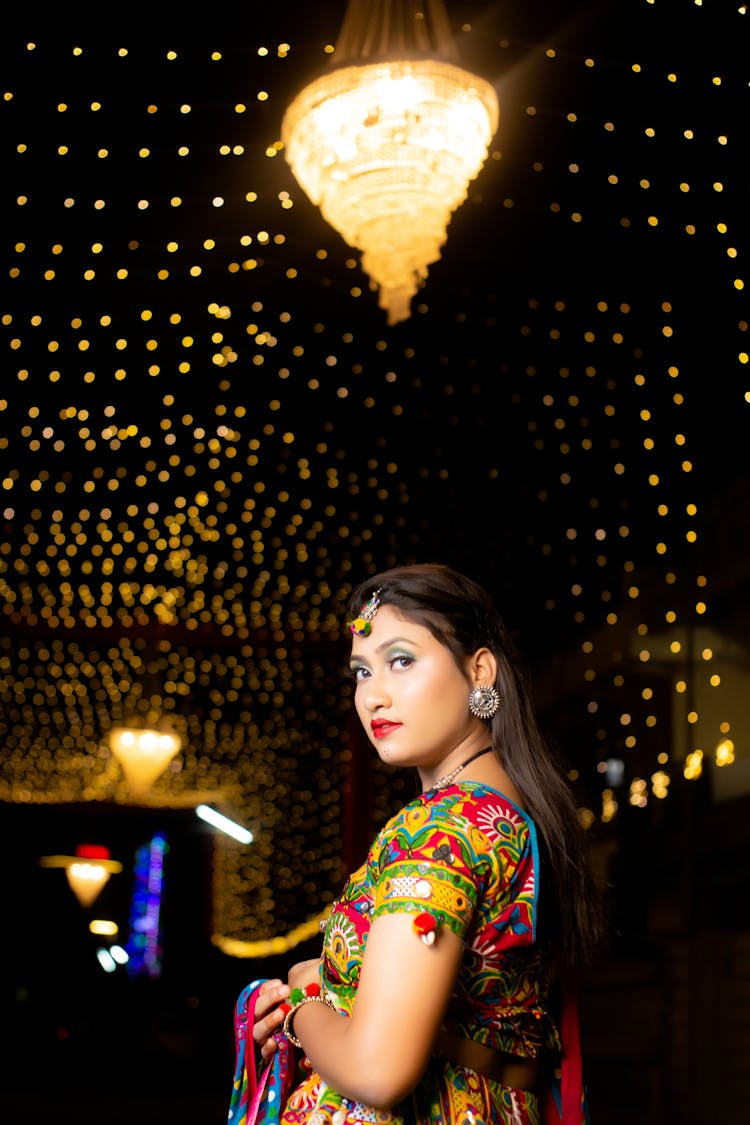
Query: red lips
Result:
<box><xmin>371</xmin><ymin>719</ymin><xmax>402</xmax><ymax>739</ymax></box>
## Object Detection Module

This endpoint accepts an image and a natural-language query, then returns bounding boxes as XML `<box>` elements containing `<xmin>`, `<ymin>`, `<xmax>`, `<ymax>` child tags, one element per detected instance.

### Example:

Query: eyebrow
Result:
<box><xmin>349</xmin><ymin>636</ymin><xmax>420</xmax><ymax>664</ymax></box>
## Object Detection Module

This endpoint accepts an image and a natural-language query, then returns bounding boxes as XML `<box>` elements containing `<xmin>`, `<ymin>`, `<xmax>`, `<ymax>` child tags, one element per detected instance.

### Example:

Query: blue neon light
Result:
<box><xmin>125</xmin><ymin>832</ymin><xmax>168</xmax><ymax>978</ymax></box>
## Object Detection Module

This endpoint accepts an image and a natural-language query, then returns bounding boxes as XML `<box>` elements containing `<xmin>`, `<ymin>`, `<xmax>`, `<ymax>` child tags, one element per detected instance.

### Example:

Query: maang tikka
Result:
<box><xmin>348</xmin><ymin>588</ymin><xmax>382</xmax><ymax>636</ymax></box>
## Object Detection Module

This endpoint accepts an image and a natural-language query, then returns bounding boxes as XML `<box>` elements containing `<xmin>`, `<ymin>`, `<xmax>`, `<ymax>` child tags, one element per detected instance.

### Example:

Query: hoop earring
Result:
<box><xmin>468</xmin><ymin>684</ymin><xmax>501</xmax><ymax>720</ymax></box>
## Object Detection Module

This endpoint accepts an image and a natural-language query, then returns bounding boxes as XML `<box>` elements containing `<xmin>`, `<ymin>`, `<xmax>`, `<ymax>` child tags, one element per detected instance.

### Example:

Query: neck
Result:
<box><xmin>422</xmin><ymin>744</ymin><xmax>493</xmax><ymax>793</ymax></box>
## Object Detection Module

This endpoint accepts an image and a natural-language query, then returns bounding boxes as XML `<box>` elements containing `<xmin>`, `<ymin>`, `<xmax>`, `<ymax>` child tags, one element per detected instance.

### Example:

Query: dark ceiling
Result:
<box><xmin>0</xmin><ymin>0</ymin><xmax>748</xmax><ymax>949</ymax></box>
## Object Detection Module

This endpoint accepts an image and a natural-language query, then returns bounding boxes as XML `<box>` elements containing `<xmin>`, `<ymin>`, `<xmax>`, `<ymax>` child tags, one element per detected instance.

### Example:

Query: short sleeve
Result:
<box><xmin>369</xmin><ymin>800</ymin><xmax>493</xmax><ymax>940</ymax></box>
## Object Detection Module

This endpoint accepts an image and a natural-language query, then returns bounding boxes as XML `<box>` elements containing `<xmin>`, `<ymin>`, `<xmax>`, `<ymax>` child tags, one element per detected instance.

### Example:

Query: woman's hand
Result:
<box><xmin>251</xmin><ymin>978</ymin><xmax>291</xmax><ymax>1063</ymax></box>
<box><xmin>251</xmin><ymin>961</ymin><xmax>321</xmax><ymax>1062</ymax></box>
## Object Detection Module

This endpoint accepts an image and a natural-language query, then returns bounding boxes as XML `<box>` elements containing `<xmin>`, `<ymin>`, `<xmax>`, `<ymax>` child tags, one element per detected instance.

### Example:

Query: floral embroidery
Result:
<box><xmin>285</xmin><ymin>783</ymin><xmax>559</xmax><ymax>1125</ymax></box>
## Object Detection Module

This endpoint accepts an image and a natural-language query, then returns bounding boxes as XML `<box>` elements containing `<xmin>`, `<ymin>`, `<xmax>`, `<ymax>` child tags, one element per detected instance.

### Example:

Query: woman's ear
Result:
<box><xmin>468</xmin><ymin>646</ymin><xmax>498</xmax><ymax>687</ymax></box>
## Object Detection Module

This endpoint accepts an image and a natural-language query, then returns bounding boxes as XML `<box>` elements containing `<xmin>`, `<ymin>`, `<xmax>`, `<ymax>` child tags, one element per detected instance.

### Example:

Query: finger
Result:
<box><xmin>254</xmin><ymin>981</ymin><xmax>290</xmax><ymax>1021</ymax></box>
<box><xmin>260</xmin><ymin>1036</ymin><xmax>278</xmax><ymax>1062</ymax></box>
<box><xmin>255</xmin><ymin>1006</ymin><xmax>282</xmax><ymax>1039</ymax></box>
<box><xmin>252</xmin><ymin>986</ymin><xmax>291</xmax><ymax>1045</ymax></box>
<box><xmin>257</xmin><ymin>978</ymin><xmax>283</xmax><ymax>1006</ymax></box>
<box><xmin>253</xmin><ymin>1011</ymin><xmax>281</xmax><ymax>1046</ymax></box>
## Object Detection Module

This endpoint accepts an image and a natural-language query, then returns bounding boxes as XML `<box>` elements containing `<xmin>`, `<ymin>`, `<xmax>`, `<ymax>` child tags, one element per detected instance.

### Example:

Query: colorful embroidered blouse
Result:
<box><xmin>322</xmin><ymin>781</ymin><xmax>557</xmax><ymax>1057</ymax></box>
<box><xmin>280</xmin><ymin>782</ymin><xmax>561</xmax><ymax>1125</ymax></box>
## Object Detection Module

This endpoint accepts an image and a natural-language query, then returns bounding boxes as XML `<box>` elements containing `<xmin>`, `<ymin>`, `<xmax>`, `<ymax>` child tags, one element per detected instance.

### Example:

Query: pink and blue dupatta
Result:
<box><xmin>229</xmin><ymin>979</ymin><xmax>297</xmax><ymax>1125</ymax></box>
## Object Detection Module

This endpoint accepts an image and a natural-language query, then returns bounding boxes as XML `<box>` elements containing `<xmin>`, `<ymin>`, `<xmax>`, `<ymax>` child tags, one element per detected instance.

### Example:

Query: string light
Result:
<box><xmin>1</xmin><ymin>2</ymin><xmax>747</xmax><ymax>949</ymax></box>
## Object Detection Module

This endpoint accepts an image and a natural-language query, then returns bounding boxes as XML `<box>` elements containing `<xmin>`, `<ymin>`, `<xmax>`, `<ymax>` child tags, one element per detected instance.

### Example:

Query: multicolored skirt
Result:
<box><xmin>281</xmin><ymin>1058</ymin><xmax>541</xmax><ymax>1125</ymax></box>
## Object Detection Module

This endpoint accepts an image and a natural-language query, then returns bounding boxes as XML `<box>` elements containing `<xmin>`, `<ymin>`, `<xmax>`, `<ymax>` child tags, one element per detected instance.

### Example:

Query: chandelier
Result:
<box><xmin>281</xmin><ymin>0</ymin><xmax>499</xmax><ymax>325</ymax></box>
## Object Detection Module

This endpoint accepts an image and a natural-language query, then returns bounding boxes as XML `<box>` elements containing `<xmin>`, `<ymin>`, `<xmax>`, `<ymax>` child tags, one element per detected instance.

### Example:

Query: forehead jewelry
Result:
<box><xmin>348</xmin><ymin>587</ymin><xmax>382</xmax><ymax>636</ymax></box>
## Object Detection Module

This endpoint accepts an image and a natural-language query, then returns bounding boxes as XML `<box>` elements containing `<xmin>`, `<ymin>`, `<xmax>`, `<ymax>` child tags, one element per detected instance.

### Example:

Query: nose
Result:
<box><xmin>361</xmin><ymin>674</ymin><xmax>391</xmax><ymax>713</ymax></box>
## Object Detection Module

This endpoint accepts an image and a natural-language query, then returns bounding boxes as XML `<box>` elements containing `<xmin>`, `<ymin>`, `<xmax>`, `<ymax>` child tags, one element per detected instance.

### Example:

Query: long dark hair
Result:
<box><xmin>348</xmin><ymin>562</ymin><xmax>602</xmax><ymax>968</ymax></box>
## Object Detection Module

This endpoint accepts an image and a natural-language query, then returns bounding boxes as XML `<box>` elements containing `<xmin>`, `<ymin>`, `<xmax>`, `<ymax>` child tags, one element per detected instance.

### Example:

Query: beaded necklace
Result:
<box><xmin>430</xmin><ymin>745</ymin><xmax>493</xmax><ymax>791</ymax></box>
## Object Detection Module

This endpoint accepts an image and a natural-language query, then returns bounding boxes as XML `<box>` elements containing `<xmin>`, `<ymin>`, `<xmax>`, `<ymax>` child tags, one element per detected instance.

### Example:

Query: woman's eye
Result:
<box><xmin>350</xmin><ymin>666</ymin><xmax>369</xmax><ymax>681</ymax></box>
<box><xmin>390</xmin><ymin>654</ymin><xmax>414</xmax><ymax>670</ymax></box>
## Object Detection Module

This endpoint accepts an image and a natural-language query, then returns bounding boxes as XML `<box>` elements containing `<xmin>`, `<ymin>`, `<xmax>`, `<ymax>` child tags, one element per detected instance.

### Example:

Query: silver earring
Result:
<box><xmin>468</xmin><ymin>684</ymin><xmax>501</xmax><ymax>720</ymax></box>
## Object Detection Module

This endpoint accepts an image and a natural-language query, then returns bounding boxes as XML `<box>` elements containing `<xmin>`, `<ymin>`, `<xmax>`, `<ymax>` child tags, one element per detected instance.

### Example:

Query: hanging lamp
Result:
<box><xmin>281</xmin><ymin>0</ymin><xmax>499</xmax><ymax>325</ymax></box>
<box><xmin>108</xmin><ymin>722</ymin><xmax>182</xmax><ymax>798</ymax></box>
<box><xmin>40</xmin><ymin>844</ymin><xmax>123</xmax><ymax>909</ymax></box>
<box><xmin>107</xmin><ymin>652</ymin><xmax>183</xmax><ymax>799</ymax></box>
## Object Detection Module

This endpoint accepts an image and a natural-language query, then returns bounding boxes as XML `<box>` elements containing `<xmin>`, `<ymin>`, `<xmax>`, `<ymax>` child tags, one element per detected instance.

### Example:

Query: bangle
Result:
<box><xmin>278</xmin><ymin>982</ymin><xmax>321</xmax><ymax>1022</ymax></box>
<box><xmin>281</xmin><ymin>986</ymin><xmax>334</xmax><ymax>1048</ymax></box>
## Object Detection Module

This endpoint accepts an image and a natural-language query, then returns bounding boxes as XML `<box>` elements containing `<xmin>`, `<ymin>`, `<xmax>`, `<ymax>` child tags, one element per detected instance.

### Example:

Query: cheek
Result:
<box><xmin>417</xmin><ymin>669</ymin><xmax>469</xmax><ymax>720</ymax></box>
<box><xmin>406</xmin><ymin>665</ymin><xmax>462</xmax><ymax>705</ymax></box>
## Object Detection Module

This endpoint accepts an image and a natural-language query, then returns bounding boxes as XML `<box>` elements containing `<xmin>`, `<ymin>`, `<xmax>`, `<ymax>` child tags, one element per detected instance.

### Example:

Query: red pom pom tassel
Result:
<box><xmin>413</xmin><ymin>912</ymin><xmax>438</xmax><ymax>945</ymax></box>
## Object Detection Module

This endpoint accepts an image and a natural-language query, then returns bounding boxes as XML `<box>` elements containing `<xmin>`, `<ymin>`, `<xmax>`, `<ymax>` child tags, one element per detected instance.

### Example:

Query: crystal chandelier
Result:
<box><xmin>281</xmin><ymin>0</ymin><xmax>499</xmax><ymax>325</ymax></box>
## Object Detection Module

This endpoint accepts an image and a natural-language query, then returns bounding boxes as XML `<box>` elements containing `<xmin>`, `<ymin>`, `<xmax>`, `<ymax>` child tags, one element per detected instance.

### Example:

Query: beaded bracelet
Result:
<box><xmin>280</xmin><ymin>983</ymin><xmax>334</xmax><ymax>1048</ymax></box>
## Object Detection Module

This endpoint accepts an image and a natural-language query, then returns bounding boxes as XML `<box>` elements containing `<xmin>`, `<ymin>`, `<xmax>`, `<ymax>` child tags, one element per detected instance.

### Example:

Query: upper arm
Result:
<box><xmin>331</xmin><ymin>809</ymin><xmax>487</xmax><ymax>1104</ymax></box>
<box><xmin>347</xmin><ymin>910</ymin><xmax>464</xmax><ymax>1103</ymax></box>
<box><xmin>302</xmin><ymin>807</ymin><xmax>497</xmax><ymax>1106</ymax></box>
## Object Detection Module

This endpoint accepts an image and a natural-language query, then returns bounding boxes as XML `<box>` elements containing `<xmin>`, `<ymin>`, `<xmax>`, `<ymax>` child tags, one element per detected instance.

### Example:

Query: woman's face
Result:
<box><xmin>349</xmin><ymin>603</ymin><xmax>481</xmax><ymax>773</ymax></box>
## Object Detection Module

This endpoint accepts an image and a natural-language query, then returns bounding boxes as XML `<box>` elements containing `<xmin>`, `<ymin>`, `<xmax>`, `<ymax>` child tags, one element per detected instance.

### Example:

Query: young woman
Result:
<box><xmin>248</xmin><ymin>563</ymin><xmax>601</xmax><ymax>1125</ymax></box>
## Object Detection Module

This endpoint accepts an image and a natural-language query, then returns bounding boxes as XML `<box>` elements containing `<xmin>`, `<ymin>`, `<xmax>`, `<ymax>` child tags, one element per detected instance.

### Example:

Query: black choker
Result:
<box><xmin>431</xmin><ymin>746</ymin><xmax>493</xmax><ymax>791</ymax></box>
